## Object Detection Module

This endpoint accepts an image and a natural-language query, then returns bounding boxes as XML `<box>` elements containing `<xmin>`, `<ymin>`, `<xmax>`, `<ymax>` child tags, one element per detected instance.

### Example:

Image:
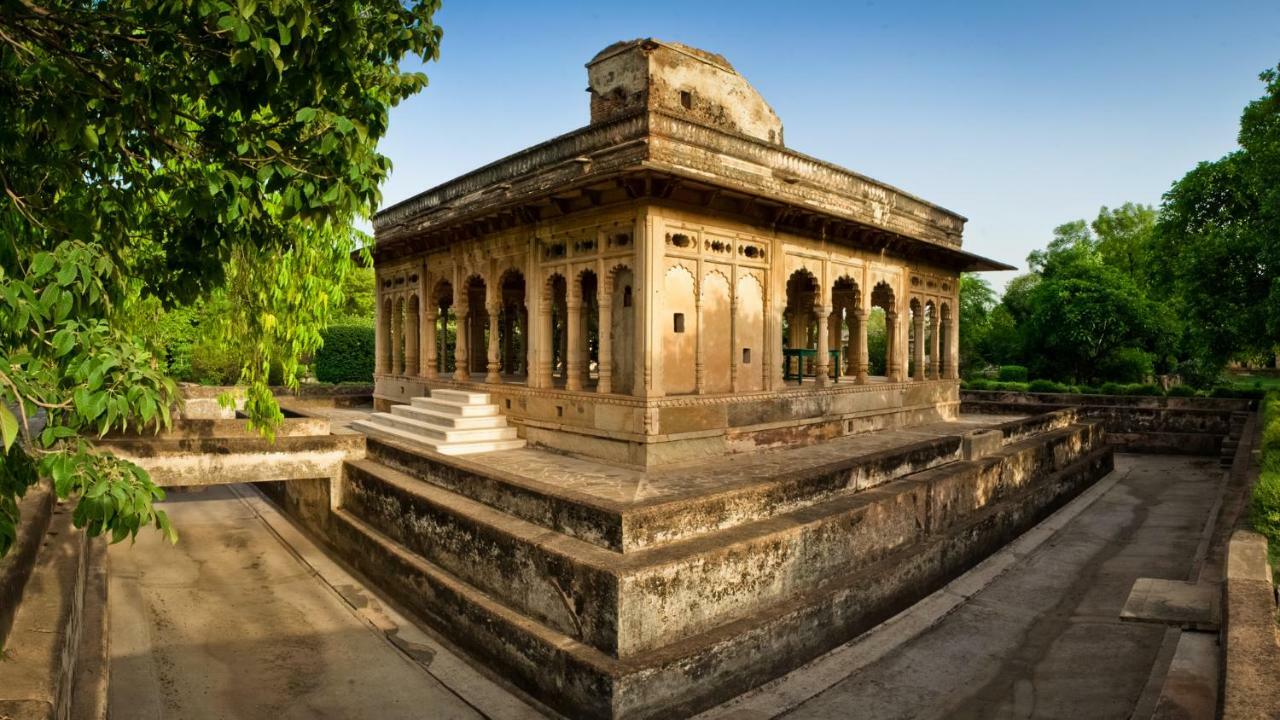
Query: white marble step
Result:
<box><xmin>410</xmin><ymin>397</ymin><xmax>500</xmax><ymax>417</ymax></box>
<box><xmin>370</xmin><ymin>412</ymin><xmax>518</xmax><ymax>443</ymax></box>
<box><xmin>431</xmin><ymin>388</ymin><xmax>491</xmax><ymax>405</ymax></box>
<box><xmin>390</xmin><ymin>404</ymin><xmax>507</xmax><ymax>430</ymax></box>
<box><xmin>352</xmin><ymin>420</ymin><xmax>525</xmax><ymax>456</ymax></box>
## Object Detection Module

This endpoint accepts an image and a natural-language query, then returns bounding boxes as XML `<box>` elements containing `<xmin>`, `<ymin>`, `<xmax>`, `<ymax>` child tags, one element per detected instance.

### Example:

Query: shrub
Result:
<box><xmin>998</xmin><ymin>365</ymin><xmax>1028</xmax><ymax>382</ymax></box>
<box><xmin>1028</xmin><ymin>379</ymin><xmax>1068</xmax><ymax>393</ymax></box>
<box><xmin>1166</xmin><ymin>385</ymin><xmax>1197</xmax><ymax>397</ymax></box>
<box><xmin>1251</xmin><ymin>471</ymin><xmax>1280</xmax><ymax>543</ymax></box>
<box><xmin>314</xmin><ymin>325</ymin><xmax>375</xmax><ymax>383</ymax></box>
<box><xmin>1098</xmin><ymin>347</ymin><xmax>1154</xmax><ymax>385</ymax></box>
<box><xmin>991</xmin><ymin>381</ymin><xmax>1029</xmax><ymax>392</ymax></box>
<box><xmin>1262</xmin><ymin>393</ymin><xmax>1280</xmax><ymax>474</ymax></box>
<box><xmin>1210</xmin><ymin>386</ymin><xmax>1266</xmax><ymax>399</ymax></box>
<box><xmin>1099</xmin><ymin>382</ymin><xmax>1125</xmax><ymax>396</ymax></box>
<box><xmin>1248</xmin><ymin>394</ymin><xmax>1280</xmax><ymax>546</ymax></box>
<box><xmin>1076</xmin><ymin>385</ymin><xmax>1100</xmax><ymax>395</ymax></box>
<box><xmin>1123</xmin><ymin>383</ymin><xmax>1162</xmax><ymax>396</ymax></box>
<box><xmin>965</xmin><ymin>379</ymin><xmax>991</xmax><ymax>391</ymax></box>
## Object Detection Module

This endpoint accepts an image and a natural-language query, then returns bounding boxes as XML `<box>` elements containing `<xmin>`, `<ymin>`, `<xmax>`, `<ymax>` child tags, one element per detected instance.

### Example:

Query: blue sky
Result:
<box><xmin>374</xmin><ymin>0</ymin><xmax>1280</xmax><ymax>291</ymax></box>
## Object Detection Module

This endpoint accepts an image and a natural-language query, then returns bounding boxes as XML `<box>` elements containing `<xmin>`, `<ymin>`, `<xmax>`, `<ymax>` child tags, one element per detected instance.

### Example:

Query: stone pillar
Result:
<box><xmin>815</xmin><ymin>304</ymin><xmax>831</xmax><ymax>386</ymax></box>
<box><xmin>843</xmin><ymin>305</ymin><xmax>855</xmax><ymax>376</ymax></box>
<box><xmin>855</xmin><ymin>308</ymin><xmax>869</xmax><ymax>384</ymax></box>
<box><xmin>565</xmin><ymin>290</ymin><xmax>582</xmax><ymax>392</ymax></box>
<box><xmin>557</xmin><ymin>303</ymin><xmax>569</xmax><ymax>382</ymax></box>
<box><xmin>536</xmin><ymin>293</ymin><xmax>552</xmax><ymax>388</ymax></box>
<box><xmin>730</xmin><ymin>295</ymin><xmax>740</xmax><ymax>393</ymax></box>
<box><xmin>485</xmin><ymin>301</ymin><xmax>501</xmax><ymax>384</ymax></box>
<box><xmin>454</xmin><ymin>299</ymin><xmax>469</xmax><ymax>382</ymax></box>
<box><xmin>374</xmin><ymin>293</ymin><xmax>388</xmax><ymax>375</ymax></box>
<box><xmin>947</xmin><ymin>315</ymin><xmax>960</xmax><ymax>380</ymax></box>
<box><xmin>422</xmin><ymin>306</ymin><xmax>438</xmax><ymax>379</ymax></box>
<box><xmin>912</xmin><ymin>309</ymin><xmax>925</xmax><ymax>381</ymax></box>
<box><xmin>886</xmin><ymin>310</ymin><xmax>901</xmax><ymax>382</ymax></box>
<box><xmin>598</xmin><ymin>295</ymin><xmax>613</xmax><ymax>394</ymax></box>
<box><xmin>391</xmin><ymin>300</ymin><xmax>403</xmax><ymax>375</ymax></box>
<box><xmin>405</xmin><ymin>303</ymin><xmax>420</xmax><ymax>377</ymax></box>
<box><xmin>929</xmin><ymin>315</ymin><xmax>941</xmax><ymax>380</ymax></box>
<box><xmin>518</xmin><ymin>305</ymin><xmax>529</xmax><ymax>377</ymax></box>
<box><xmin>695</xmin><ymin>294</ymin><xmax>706</xmax><ymax>394</ymax></box>
<box><xmin>828</xmin><ymin>307</ymin><xmax>841</xmax><ymax>380</ymax></box>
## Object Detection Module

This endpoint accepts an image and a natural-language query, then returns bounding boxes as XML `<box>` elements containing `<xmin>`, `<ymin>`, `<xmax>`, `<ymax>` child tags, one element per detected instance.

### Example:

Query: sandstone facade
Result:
<box><xmin>370</xmin><ymin>38</ymin><xmax>1011</xmax><ymax>465</ymax></box>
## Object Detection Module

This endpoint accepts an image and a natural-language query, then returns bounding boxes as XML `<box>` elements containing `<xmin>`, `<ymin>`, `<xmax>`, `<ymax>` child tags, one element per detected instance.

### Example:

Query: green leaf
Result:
<box><xmin>31</xmin><ymin>252</ymin><xmax>54</xmax><ymax>276</ymax></box>
<box><xmin>52</xmin><ymin>328</ymin><xmax>75</xmax><ymax>357</ymax></box>
<box><xmin>0</xmin><ymin>405</ymin><xmax>18</xmax><ymax>452</ymax></box>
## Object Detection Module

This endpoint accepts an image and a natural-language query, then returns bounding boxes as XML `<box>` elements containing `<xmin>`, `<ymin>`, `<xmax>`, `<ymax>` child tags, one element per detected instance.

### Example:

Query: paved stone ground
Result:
<box><xmin>108</xmin><ymin>484</ymin><xmax>543</xmax><ymax>720</ymax></box>
<box><xmin>710</xmin><ymin>453</ymin><xmax>1222</xmax><ymax>720</ymax></box>
<box><xmin>109</xmin><ymin>452</ymin><xmax>1221</xmax><ymax>720</ymax></box>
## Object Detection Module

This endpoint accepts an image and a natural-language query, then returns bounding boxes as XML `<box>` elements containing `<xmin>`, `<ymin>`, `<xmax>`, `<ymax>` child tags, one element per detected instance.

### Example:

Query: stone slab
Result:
<box><xmin>1152</xmin><ymin>631</ymin><xmax>1219</xmax><ymax>720</ymax></box>
<box><xmin>1120</xmin><ymin>578</ymin><xmax>1220</xmax><ymax>631</ymax></box>
<box><xmin>961</xmin><ymin>428</ymin><xmax>1002</xmax><ymax>460</ymax></box>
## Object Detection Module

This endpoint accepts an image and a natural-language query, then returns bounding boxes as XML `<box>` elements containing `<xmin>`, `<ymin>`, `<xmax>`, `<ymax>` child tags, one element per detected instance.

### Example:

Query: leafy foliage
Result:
<box><xmin>997</xmin><ymin>365</ymin><xmax>1028</xmax><ymax>382</ymax></box>
<box><xmin>1154</xmin><ymin>64</ymin><xmax>1280</xmax><ymax>370</ymax></box>
<box><xmin>1250</xmin><ymin>393</ymin><xmax>1280</xmax><ymax>546</ymax></box>
<box><xmin>957</xmin><ymin>274</ymin><xmax>995</xmax><ymax>375</ymax></box>
<box><xmin>0</xmin><ymin>243</ymin><xmax>177</xmax><ymax>555</ymax></box>
<box><xmin>314</xmin><ymin>325</ymin><xmax>375</xmax><ymax>383</ymax></box>
<box><xmin>0</xmin><ymin>0</ymin><xmax>441</xmax><ymax>555</ymax></box>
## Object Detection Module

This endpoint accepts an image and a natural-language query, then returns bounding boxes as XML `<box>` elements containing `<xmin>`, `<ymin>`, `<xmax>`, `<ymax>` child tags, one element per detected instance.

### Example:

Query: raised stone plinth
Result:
<box><xmin>267</xmin><ymin>409</ymin><xmax>1112</xmax><ymax>718</ymax></box>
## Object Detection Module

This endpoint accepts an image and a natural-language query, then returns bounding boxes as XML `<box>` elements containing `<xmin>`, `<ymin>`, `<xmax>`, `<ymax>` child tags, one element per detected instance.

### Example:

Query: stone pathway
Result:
<box><xmin>108</xmin><ymin>484</ymin><xmax>543</xmax><ymax>720</ymax></box>
<box><xmin>706</xmin><ymin>453</ymin><xmax>1222</xmax><ymax>720</ymax></box>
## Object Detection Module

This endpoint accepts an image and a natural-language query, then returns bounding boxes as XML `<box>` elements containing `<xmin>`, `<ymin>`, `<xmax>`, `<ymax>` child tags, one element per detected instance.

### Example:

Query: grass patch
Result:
<box><xmin>1248</xmin><ymin>391</ymin><xmax>1280</xmax><ymax>575</ymax></box>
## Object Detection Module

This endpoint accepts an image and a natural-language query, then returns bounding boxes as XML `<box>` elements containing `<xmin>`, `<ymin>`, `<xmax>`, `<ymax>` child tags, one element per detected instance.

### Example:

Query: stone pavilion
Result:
<box><xmin>368</xmin><ymin>39</ymin><xmax>1011</xmax><ymax>466</ymax></box>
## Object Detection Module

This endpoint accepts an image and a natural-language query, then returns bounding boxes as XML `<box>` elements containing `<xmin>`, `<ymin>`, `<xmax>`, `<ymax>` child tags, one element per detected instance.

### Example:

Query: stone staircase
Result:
<box><xmin>351</xmin><ymin>389</ymin><xmax>525</xmax><ymax>456</ymax></box>
<box><xmin>1220</xmin><ymin>411</ymin><xmax>1250</xmax><ymax>468</ymax></box>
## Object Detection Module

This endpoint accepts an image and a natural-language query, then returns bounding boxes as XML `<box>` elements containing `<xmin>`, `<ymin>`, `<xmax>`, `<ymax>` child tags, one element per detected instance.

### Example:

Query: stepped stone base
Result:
<box><xmin>268</xmin><ymin>410</ymin><xmax>1112</xmax><ymax>719</ymax></box>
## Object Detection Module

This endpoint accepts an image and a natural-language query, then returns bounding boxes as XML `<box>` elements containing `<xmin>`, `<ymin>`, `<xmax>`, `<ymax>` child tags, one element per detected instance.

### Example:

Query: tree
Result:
<box><xmin>957</xmin><ymin>274</ymin><xmax>996</xmax><ymax>374</ymax></box>
<box><xmin>1093</xmin><ymin>203</ymin><xmax>1157</xmax><ymax>291</ymax></box>
<box><xmin>1155</xmin><ymin>64</ymin><xmax>1280</xmax><ymax>370</ymax></box>
<box><xmin>1026</xmin><ymin>220</ymin><xmax>1095</xmax><ymax>274</ymax></box>
<box><xmin>0</xmin><ymin>0</ymin><xmax>442</xmax><ymax>556</ymax></box>
<box><xmin>1021</xmin><ymin>254</ymin><xmax>1177</xmax><ymax>383</ymax></box>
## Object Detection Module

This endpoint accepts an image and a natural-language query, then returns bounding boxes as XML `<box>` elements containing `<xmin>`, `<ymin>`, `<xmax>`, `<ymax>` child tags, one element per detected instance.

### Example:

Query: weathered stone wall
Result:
<box><xmin>961</xmin><ymin>390</ymin><xmax>1249</xmax><ymax>455</ymax></box>
<box><xmin>0</xmin><ymin>489</ymin><xmax>109</xmax><ymax>720</ymax></box>
<box><xmin>99</xmin><ymin>433</ymin><xmax>364</xmax><ymax>487</ymax></box>
<box><xmin>587</xmin><ymin>39</ymin><xmax>784</xmax><ymax>144</ymax></box>
<box><xmin>260</xmin><ymin>411</ymin><xmax>1112</xmax><ymax>718</ymax></box>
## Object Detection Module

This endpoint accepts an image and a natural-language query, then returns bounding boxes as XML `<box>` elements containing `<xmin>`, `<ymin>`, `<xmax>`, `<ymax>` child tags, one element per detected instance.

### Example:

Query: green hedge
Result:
<box><xmin>1027</xmin><ymin>379</ymin><xmax>1068</xmax><ymax>393</ymax></box>
<box><xmin>998</xmin><ymin>365</ymin><xmax>1028</xmax><ymax>382</ymax></box>
<box><xmin>314</xmin><ymin>324</ymin><xmax>375</xmax><ymax>384</ymax></box>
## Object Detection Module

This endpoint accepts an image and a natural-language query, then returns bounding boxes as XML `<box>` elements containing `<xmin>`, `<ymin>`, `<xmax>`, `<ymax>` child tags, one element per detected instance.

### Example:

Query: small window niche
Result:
<box><xmin>680</xmin><ymin>90</ymin><xmax>693</xmax><ymax>110</ymax></box>
<box><xmin>742</xmin><ymin>348</ymin><xmax>751</xmax><ymax>365</ymax></box>
<box><xmin>623</xmin><ymin>286</ymin><xmax>633</xmax><ymax>308</ymax></box>
<box><xmin>673</xmin><ymin>313</ymin><xmax>685</xmax><ymax>333</ymax></box>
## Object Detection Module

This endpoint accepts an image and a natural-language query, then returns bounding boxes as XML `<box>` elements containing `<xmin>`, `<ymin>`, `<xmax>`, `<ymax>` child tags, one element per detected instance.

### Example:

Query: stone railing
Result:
<box><xmin>373</xmin><ymin>113</ymin><xmax>649</xmax><ymax>232</ymax></box>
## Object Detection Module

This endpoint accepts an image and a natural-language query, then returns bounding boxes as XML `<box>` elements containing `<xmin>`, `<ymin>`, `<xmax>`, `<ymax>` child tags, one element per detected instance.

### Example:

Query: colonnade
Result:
<box><xmin>781</xmin><ymin>270</ymin><xmax>958</xmax><ymax>386</ymax></box>
<box><xmin>376</xmin><ymin>264</ymin><xmax>959</xmax><ymax>396</ymax></box>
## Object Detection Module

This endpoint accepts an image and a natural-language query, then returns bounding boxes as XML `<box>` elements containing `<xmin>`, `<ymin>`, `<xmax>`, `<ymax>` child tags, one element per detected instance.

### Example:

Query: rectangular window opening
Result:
<box><xmin>673</xmin><ymin>313</ymin><xmax>685</xmax><ymax>333</ymax></box>
<box><xmin>742</xmin><ymin>348</ymin><xmax>751</xmax><ymax>365</ymax></box>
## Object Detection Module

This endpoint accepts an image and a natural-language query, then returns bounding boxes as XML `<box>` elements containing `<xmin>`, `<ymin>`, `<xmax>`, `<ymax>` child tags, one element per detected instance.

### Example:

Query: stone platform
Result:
<box><xmin>272</xmin><ymin>407</ymin><xmax>1113</xmax><ymax>719</ymax></box>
